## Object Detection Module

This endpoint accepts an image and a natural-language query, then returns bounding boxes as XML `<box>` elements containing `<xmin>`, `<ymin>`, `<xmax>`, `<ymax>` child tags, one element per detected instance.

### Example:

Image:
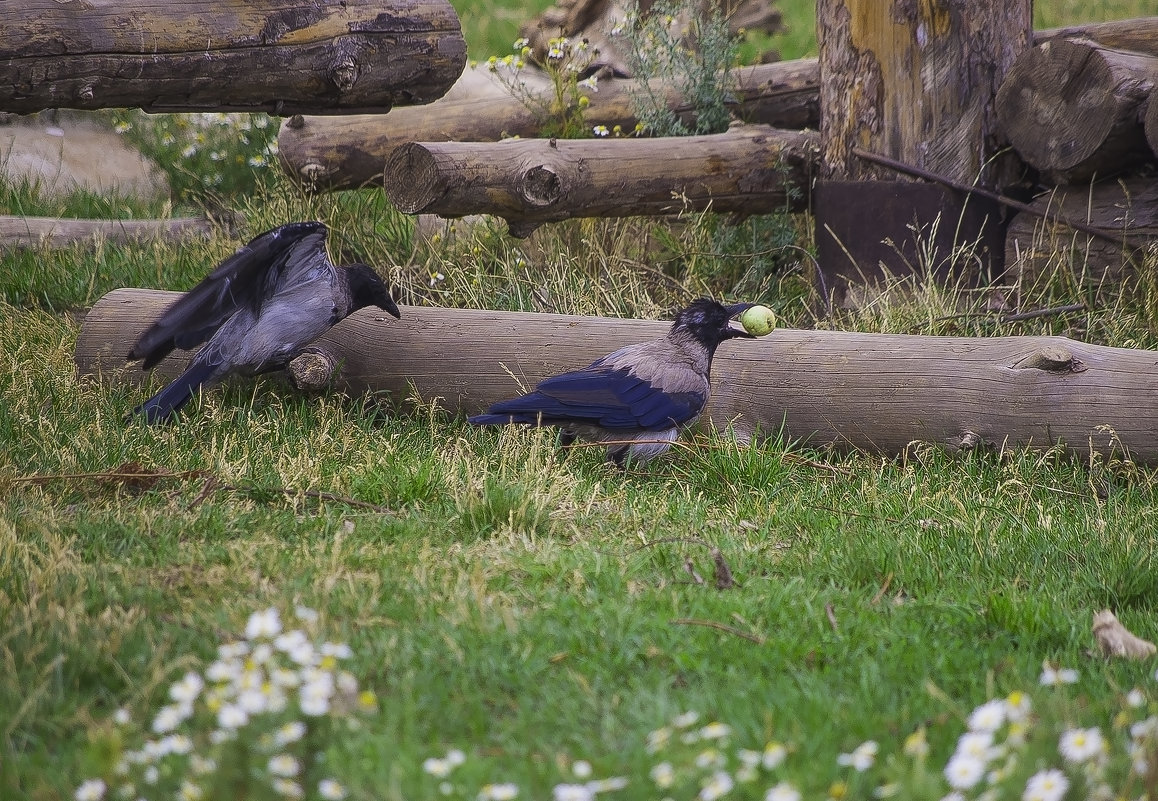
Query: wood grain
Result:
<box><xmin>996</xmin><ymin>38</ymin><xmax>1158</xmax><ymax>183</ymax></box>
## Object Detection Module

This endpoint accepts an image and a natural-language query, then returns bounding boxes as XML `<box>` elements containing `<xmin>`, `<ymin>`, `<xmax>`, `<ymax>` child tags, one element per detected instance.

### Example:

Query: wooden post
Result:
<box><xmin>815</xmin><ymin>0</ymin><xmax>1032</xmax><ymax>306</ymax></box>
<box><xmin>77</xmin><ymin>288</ymin><xmax>1158</xmax><ymax>463</ymax></box>
<box><xmin>382</xmin><ymin>125</ymin><xmax>819</xmax><ymax>237</ymax></box>
<box><xmin>0</xmin><ymin>0</ymin><xmax>466</xmax><ymax>115</ymax></box>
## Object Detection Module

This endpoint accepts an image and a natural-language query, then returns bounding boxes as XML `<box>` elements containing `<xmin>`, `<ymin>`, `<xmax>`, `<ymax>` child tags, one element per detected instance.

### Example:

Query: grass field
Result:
<box><xmin>4</xmin><ymin>2</ymin><xmax>1158</xmax><ymax>801</ymax></box>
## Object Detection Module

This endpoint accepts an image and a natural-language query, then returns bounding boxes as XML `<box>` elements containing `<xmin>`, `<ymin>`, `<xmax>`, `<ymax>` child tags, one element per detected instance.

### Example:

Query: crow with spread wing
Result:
<box><xmin>128</xmin><ymin>221</ymin><xmax>399</xmax><ymax>423</ymax></box>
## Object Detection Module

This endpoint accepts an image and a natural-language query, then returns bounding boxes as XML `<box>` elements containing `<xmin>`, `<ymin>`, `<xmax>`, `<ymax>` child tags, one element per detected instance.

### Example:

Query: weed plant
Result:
<box><xmin>614</xmin><ymin>0</ymin><xmax>739</xmax><ymax>136</ymax></box>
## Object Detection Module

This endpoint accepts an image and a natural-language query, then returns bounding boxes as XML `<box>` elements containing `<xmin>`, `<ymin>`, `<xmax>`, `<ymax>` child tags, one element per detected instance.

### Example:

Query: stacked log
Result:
<box><xmin>995</xmin><ymin>21</ymin><xmax>1158</xmax><ymax>286</ymax></box>
<box><xmin>0</xmin><ymin>0</ymin><xmax>467</xmax><ymax>115</ymax></box>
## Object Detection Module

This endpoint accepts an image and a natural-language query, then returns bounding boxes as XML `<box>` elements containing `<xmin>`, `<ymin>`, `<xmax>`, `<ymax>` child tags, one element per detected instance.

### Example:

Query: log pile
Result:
<box><xmin>996</xmin><ymin>19</ymin><xmax>1158</xmax><ymax>287</ymax></box>
<box><xmin>277</xmin><ymin>12</ymin><xmax>1158</xmax><ymax>255</ymax></box>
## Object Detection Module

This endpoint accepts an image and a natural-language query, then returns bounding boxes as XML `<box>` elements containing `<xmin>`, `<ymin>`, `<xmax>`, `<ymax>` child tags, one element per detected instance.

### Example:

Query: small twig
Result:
<box><xmin>853</xmin><ymin>148</ymin><xmax>1132</xmax><ymax>247</ymax></box>
<box><xmin>711</xmin><ymin>547</ymin><xmax>736</xmax><ymax>590</ymax></box>
<box><xmin>1000</xmin><ymin>303</ymin><xmax>1087</xmax><ymax>323</ymax></box>
<box><xmin>920</xmin><ymin>302</ymin><xmax>1088</xmax><ymax>330</ymax></box>
<box><xmin>671</xmin><ymin>618</ymin><xmax>766</xmax><ymax>645</ymax></box>
<box><xmin>824</xmin><ymin>602</ymin><xmax>839</xmax><ymax>633</ymax></box>
<box><xmin>870</xmin><ymin>573</ymin><xmax>894</xmax><ymax>605</ymax></box>
<box><xmin>684</xmin><ymin>559</ymin><xmax>705</xmax><ymax>585</ymax></box>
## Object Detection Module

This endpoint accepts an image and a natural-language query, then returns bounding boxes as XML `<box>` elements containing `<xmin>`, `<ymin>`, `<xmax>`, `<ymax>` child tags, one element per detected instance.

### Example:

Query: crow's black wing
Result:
<box><xmin>470</xmin><ymin>365</ymin><xmax>703</xmax><ymax>431</ymax></box>
<box><xmin>129</xmin><ymin>222</ymin><xmax>329</xmax><ymax>368</ymax></box>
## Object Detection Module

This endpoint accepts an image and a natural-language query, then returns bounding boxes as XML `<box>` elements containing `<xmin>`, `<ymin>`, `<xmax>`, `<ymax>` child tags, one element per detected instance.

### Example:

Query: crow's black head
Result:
<box><xmin>344</xmin><ymin>263</ymin><xmax>401</xmax><ymax>318</ymax></box>
<box><xmin>671</xmin><ymin>298</ymin><xmax>756</xmax><ymax>351</ymax></box>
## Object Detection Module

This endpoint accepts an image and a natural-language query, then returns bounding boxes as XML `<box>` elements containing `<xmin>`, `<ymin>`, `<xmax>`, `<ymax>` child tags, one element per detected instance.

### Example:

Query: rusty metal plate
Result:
<box><xmin>814</xmin><ymin>180</ymin><xmax>1006</xmax><ymax>308</ymax></box>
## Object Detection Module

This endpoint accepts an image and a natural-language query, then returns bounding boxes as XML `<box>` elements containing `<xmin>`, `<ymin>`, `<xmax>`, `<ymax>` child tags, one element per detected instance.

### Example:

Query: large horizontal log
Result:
<box><xmin>383</xmin><ymin>124</ymin><xmax>819</xmax><ymax>237</ymax></box>
<box><xmin>277</xmin><ymin>60</ymin><xmax>820</xmax><ymax>190</ymax></box>
<box><xmin>76</xmin><ymin>288</ymin><xmax>1158</xmax><ymax>463</ymax></box>
<box><xmin>995</xmin><ymin>38</ymin><xmax>1158</xmax><ymax>183</ymax></box>
<box><xmin>1035</xmin><ymin>18</ymin><xmax>1158</xmax><ymax>57</ymax></box>
<box><xmin>0</xmin><ymin>0</ymin><xmax>466</xmax><ymax>115</ymax></box>
<box><xmin>1004</xmin><ymin>176</ymin><xmax>1158</xmax><ymax>286</ymax></box>
<box><xmin>0</xmin><ymin>215</ymin><xmax>220</xmax><ymax>250</ymax></box>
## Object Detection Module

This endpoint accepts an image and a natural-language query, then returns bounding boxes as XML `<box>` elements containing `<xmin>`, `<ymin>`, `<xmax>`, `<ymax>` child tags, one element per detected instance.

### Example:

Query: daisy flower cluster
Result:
<box><xmin>75</xmin><ymin>606</ymin><xmax>376</xmax><ymax>801</ymax></box>
<box><xmin>485</xmin><ymin>36</ymin><xmax>601</xmax><ymax>139</ymax></box>
<box><xmin>935</xmin><ymin>661</ymin><xmax>1158</xmax><ymax>801</ymax></box>
<box><xmin>420</xmin><ymin>746</ymin><xmax>628</xmax><ymax>801</ymax></box>
<box><xmin>109</xmin><ymin>109</ymin><xmax>279</xmax><ymax>200</ymax></box>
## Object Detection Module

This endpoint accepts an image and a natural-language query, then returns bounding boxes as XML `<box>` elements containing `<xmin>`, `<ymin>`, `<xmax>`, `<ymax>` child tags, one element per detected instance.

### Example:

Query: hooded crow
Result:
<box><xmin>468</xmin><ymin>298</ymin><xmax>757</xmax><ymax>466</ymax></box>
<box><xmin>127</xmin><ymin>221</ymin><xmax>400</xmax><ymax>423</ymax></box>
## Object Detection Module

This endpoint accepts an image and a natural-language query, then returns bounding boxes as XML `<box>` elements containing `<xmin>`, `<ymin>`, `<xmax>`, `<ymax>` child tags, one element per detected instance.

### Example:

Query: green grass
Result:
<box><xmin>6</xmin><ymin>1</ymin><xmax>1158</xmax><ymax>800</ymax></box>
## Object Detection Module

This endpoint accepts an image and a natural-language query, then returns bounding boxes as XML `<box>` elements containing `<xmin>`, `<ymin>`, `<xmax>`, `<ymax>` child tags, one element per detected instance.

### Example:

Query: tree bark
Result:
<box><xmin>1003</xmin><ymin>176</ymin><xmax>1158</xmax><ymax>287</ymax></box>
<box><xmin>0</xmin><ymin>215</ymin><xmax>221</xmax><ymax>250</ymax></box>
<box><xmin>381</xmin><ymin>124</ymin><xmax>817</xmax><ymax>237</ymax></box>
<box><xmin>77</xmin><ymin>288</ymin><xmax>1158</xmax><ymax>463</ymax></box>
<box><xmin>996</xmin><ymin>39</ymin><xmax>1158</xmax><ymax>184</ymax></box>
<box><xmin>817</xmin><ymin>0</ymin><xmax>1030</xmax><ymax>186</ymax></box>
<box><xmin>278</xmin><ymin>60</ymin><xmax>820</xmax><ymax>190</ymax></box>
<box><xmin>0</xmin><ymin>0</ymin><xmax>466</xmax><ymax>115</ymax></box>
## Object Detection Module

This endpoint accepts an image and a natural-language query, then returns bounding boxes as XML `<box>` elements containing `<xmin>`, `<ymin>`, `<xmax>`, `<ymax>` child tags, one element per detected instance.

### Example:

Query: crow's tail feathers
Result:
<box><xmin>131</xmin><ymin>362</ymin><xmax>217</xmax><ymax>424</ymax></box>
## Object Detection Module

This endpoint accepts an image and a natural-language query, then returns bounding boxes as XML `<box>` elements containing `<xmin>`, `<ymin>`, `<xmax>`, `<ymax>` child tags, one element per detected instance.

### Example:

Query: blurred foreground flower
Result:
<box><xmin>78</xmin><ymin>605</ymin><xmax>374</xmax><ymax>801</ymax></box>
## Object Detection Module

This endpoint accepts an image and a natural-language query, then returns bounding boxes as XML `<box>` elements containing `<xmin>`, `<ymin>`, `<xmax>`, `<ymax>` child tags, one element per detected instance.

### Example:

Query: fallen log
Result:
<box><xmin>0</xmin><ymin>215</ymin><xmax>220</xmax><ymax>250</ymax></box>
<box><xmin>1003</xmin><ymin>176</ymin><xmax>1158</xmax><ymax>287</ymax></box>
<box><xmin>382</xmin><ymin>124</ymin><xmax>818</xmax><ymax>237</ymax></box>
<box><xmin>995</xmin><ymin>38</ymin><xmax>1158</xmax><ymax>184</ymax></box>
<box><xmin>77</xmin><ymin>288</ymin><xmax>1158</xmax><ymax>463</ymax></box>
<box><xmin>277</xmin><ymin>60</ymin><xmax>820</xmax><ymax>190</ymax></box>
<box><xmin>0</xmin><ymin>0</ymin><xmax>466</xmax><ymax>115</ymax></box>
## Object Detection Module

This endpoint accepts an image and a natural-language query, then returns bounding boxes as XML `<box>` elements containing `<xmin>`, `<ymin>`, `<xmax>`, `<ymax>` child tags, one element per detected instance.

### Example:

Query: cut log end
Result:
<box><xmin>1146</xmin><ymin>93</ymin><xmax>1158</xmax><ymax>158</ymax></box>
<box><xmin>384</xmin><ymin>143</ymin><xmax>446</xmax><ymax>213</ymax></box>
<box><xmin>996</xmin><ymin>39</ymin><xmax>1119</xmax><ymax>172</ymax></box>
<box><xmin>995</xmin><ymin>38</ymin><xmax>1158</xmax><ymax>181</ymax></box>
<box><xmin>288</xmin><ymin>349</ymin><xmax>340</xmax><ymax>392</ymax></box>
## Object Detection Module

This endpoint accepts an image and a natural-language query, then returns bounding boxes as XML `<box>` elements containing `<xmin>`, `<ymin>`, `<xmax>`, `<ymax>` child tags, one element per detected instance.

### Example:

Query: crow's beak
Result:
<box><xmin>725</xmin><ymin>302</ymin><xmax>757</xmax><ymax>338</ymax></box>
<box><xmin>379</xmin><ymin>295</ymin><xmax>402</xmax><ymax>319</ymax></box>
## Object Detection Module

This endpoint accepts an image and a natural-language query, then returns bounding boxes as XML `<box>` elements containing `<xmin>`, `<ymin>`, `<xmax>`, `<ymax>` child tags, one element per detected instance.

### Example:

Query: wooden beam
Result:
<box><xmin>996</xmin><ymin>38</ymin><xmax>1158</xmax><ymax>183</ymax></box>
<box><xmin>77</xmin><ymin>288</ymin><xmax>1158</xmax><ymax>463</ymax></box>
<box><xmin>382</xmin><ymin>124</ymin><xmax>818</xmax><ymax>237</ymax></box>
<box><xmin>0</xmin><ymin>215</ymin><xmax>220</xmax><ymax>250</ymax></box>
<box><xmin>0</xmin><ymin>0</ymin><xmax>466</xmax><ymax>115</ymax></box>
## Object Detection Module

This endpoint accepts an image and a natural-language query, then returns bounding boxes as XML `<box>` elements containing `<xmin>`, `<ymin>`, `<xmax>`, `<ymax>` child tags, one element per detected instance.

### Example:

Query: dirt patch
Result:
<box><xmin>0</xmin><ymin>111</ymin><xmax>169</xmax><ymax>201</ymax></box>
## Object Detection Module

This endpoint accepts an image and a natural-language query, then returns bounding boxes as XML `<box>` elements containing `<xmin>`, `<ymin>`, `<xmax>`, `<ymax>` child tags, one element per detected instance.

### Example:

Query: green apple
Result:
<box><xmin>740</xmin><ymin>305</ymin><xmax>776</xmax><ymax>336</ymax></box>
